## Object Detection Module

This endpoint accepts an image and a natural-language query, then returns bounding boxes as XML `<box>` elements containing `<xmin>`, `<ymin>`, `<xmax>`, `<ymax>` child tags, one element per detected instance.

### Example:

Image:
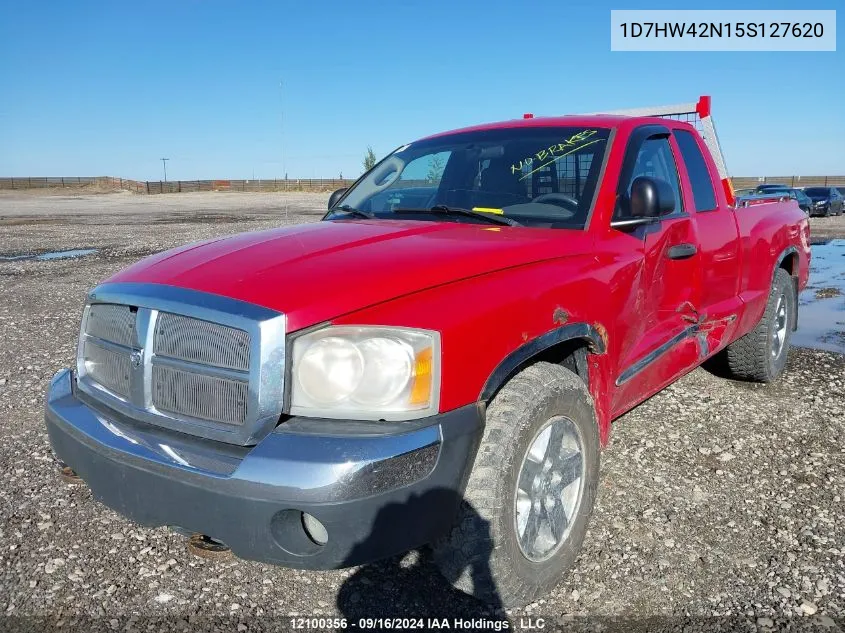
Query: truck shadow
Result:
<box><xmin>336</xmin><ymin>488</ymin><xmax>507</xmax><ymax>628</ymax></box>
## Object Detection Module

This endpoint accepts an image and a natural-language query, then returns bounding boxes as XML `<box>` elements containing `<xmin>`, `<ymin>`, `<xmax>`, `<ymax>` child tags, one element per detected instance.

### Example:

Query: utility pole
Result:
<box><xmin>160</xmin><ymin>158</ymin><xmax>169</xmax><ymax>182</ymax></box>
<box><xmin>279</xmin><ymin>80</ymin><xmax>286</xmax><ymax>180</ymax></box>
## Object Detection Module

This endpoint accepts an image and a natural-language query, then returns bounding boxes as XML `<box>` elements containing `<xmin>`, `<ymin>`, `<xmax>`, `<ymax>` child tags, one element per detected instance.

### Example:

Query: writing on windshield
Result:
<box><xmin>509</xmin><ymin>130</ymin><xmax>602</xmax><ymax>180</ymax></box>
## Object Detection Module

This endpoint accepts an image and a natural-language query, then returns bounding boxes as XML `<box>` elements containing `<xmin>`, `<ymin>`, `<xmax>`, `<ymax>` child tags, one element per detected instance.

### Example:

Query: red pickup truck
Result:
<box><xmin>45</xmin><ymin>97</ymin><xmax>810</xmax><ymax>606</ymax></box>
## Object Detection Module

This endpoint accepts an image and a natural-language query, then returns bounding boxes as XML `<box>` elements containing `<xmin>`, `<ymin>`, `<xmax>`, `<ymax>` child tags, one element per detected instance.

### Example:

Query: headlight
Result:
<box><xmin>289</xmin><ymin>326</ymin><xmax>440</xmax><ymax>420</ymax></box>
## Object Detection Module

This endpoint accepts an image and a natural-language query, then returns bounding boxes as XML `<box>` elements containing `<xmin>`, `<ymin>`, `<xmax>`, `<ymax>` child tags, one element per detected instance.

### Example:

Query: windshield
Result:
<box><xmin>332</xmin><ymin>126</ymin><xmax>611</xmax><ymax>229</ymax></box>
<box><xmin>805</xmin><ymin>188</ymin><xmax>828</xmax><ymax>197</ymax></box>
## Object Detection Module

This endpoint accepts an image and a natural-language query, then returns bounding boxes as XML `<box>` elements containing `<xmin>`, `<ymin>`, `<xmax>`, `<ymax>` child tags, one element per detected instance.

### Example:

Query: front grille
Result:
<box><xmin>154</xmin><ymin>312</ymin><xmax>251</xmax><ymax>371</ymax></box>
<box><xmin>76</xmin><ymin>284</ymin><xmax>286</xmax><ymax>445</ymax></box>
<box><xmin>82</xmin><ymin>339</ymin><xmax>132</xmax><ymax>398</ymax></box>
<box><xmin>80</xmin><ymin>303</ymin><xmax>137</xmax><ymax>399</ymax></box>
<box><xmin>86</xmin><ymin>304</ymin><xmax>137</xmax><ymax>347</ymax></box>
<box><xmin>152</xmin><ymin>364</ymin><xmax>248</xmax><ymax>426</ymax></box>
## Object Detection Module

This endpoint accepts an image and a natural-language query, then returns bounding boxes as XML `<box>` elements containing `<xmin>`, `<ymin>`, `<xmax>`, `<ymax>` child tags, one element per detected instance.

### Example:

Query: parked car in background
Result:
<box><xmin>734</xmin><ymin>188</ymin><xmax>757</xmax><ymax>199</ymax></box>
<box><xmin>804</xmin><ymin>186</ymin><xmax>845</xmax><ymax>216</ymax></box>
<box><xmin>738</xmin><ymin>186</ymin><xmax>810</xmax><ymax>214</ymax></box>
<box><xmin>755</xmin><ymin>183</ymin><xmax>792</xmax><ymax>194</ymax></box>
<box><xmin>793</xmin><ymin>189</ymin><xmax>813</xmax><ymax>215</ymax></box>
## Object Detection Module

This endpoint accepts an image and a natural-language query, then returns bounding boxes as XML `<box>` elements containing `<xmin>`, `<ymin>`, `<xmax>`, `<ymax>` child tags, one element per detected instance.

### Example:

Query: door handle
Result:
<box><xmin>667</xmin><ymin>243</ymin><xmax>697</xmax><ymax>260</ymax></box>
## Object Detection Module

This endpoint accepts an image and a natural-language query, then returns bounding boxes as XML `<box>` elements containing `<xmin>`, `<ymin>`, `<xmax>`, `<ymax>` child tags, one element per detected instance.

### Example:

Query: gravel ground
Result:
<box><xmin>807</xmin><ymin>214</ymin><xmax>845</xmax><ymax>242</ymax></box>
<box><xmin>0</xmin><ymin>191</ymin><xmax>843</xmax><ymax>631</ymax></box>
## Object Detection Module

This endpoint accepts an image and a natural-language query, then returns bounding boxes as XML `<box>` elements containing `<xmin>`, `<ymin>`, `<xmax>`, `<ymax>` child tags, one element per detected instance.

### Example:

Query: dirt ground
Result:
<box><xmin>0</xmin><ymin>191</ymin><xmax>843</xmax><ymax>632</ymax></box>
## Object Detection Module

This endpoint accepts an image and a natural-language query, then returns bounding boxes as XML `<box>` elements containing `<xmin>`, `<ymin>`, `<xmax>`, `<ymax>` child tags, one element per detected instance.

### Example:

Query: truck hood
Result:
<box><xmin>109</xmin><ymin>219</ymin><xmax>592</xmax><ymax>331</ymax></box>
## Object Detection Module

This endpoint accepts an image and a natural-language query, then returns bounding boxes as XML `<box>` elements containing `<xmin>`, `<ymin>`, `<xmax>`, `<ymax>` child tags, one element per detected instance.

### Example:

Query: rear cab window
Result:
<box><xmin>674</xmin><ymin>129</ymin><xmax>718</xmax><ymax>211</ymax></box>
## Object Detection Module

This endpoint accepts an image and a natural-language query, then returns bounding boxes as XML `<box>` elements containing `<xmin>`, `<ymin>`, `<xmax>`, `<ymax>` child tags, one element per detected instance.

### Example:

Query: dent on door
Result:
<box><xmin>611</xmin><ymin>216</ymin><xmax>703</xmax><ymax>415</ymax></box>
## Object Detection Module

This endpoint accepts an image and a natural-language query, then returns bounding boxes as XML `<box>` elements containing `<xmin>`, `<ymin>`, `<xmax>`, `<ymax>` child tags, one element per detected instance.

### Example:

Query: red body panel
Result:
<box><xmin>110</xmin><ymin>220</ymin><xmax>596</xmax><ymax>333</ymax></box>
<box><xmin>106</xmin><ymin>115</ymin><xmax>810</xmax><ymax>446</ymax></box>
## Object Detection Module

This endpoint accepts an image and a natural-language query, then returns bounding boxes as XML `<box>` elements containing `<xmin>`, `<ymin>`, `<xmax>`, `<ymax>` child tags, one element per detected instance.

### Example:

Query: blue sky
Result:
<box><xmin>0</xmin><ymin>0</ymin><xmax>842</xmax><ymax>180</ymax></box>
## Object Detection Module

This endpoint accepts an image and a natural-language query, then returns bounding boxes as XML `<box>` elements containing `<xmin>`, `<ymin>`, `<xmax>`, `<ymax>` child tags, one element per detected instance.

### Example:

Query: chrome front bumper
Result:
<box><xmin>45</xmin><ymin>369</ymin><xmax>482</xmax><ymax>568</ymax></box>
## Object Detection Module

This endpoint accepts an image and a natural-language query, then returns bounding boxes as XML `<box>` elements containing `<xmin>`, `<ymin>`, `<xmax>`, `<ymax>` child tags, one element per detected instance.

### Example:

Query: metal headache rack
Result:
<box><xmin>586</xmin><ymin>95</ymin><xmax>735</xmax><ymax>206</ymax></box>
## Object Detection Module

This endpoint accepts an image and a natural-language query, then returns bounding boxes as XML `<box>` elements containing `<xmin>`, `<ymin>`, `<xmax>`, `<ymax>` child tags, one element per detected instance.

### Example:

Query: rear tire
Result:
<box><xmin>432</xmin><ymin>362</ymin><xmax>600</xmax><ymax>607</ymax></box>
<box><xmin>724</xmin><ymin>268</ymin><xmax>795</xmax><ymax>382</ymax></box>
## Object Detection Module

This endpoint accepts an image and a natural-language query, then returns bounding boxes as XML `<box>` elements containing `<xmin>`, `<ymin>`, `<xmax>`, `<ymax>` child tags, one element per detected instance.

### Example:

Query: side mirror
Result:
<box><xmin>328</xmin><ymin>188</ymin><xmax>348</xmax><ymax>210</ymax></box>
<box><xmin>630</xmin><ymin>176</ymin><xmax>676</xmax><ymax>217</ymax></box>
<box><xmin>610</xmin><ymin>176</ymin><xmax>676</xmax><ymax>230</ymax></box>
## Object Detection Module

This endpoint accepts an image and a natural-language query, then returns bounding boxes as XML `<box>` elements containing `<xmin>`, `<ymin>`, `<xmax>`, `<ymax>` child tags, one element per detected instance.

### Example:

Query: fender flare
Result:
<box><xmin>773</xmin><ymin>245</ymin><xmax>799</xmax><ymax>330</ymax></box>
<box><xmin>774</xmin><ymin>245</ymin><xmax>798</xmax><ymax>278</ymax></box>
<box><xmin>479</xmin><ymin>323</ymin><xmax>606</xmax><ymax>403</ymax></box>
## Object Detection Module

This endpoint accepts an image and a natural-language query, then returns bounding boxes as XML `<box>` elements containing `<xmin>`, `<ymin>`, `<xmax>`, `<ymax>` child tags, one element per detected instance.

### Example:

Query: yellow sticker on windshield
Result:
<box><xmin>472</xmin><ymin>207</ymin><xmax>504</xmax><ymax>215</ymax></box>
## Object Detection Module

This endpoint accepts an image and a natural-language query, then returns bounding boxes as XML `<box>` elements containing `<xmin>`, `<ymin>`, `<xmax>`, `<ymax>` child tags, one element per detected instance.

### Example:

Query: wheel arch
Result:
<box><xmin>774</xmin><ymin>246</ymin><xmax>799</xmax><ymax>330</ymax></box>
<box><xmin>479</xmin><ymin>323</ymin><xmax>606</xmax><ymax>404</ymax></box>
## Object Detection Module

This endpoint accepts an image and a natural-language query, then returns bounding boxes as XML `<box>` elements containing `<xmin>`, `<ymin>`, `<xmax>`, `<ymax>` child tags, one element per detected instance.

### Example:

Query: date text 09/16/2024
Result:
<box><xmin>290</xmin><ymin>617</ymin><xmax>546</xmax><ymax>630</ymax></box>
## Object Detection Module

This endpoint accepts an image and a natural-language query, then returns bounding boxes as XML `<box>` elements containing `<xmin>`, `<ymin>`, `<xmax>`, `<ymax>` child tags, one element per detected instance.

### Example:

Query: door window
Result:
<box><xmin>622</xmin><ymin>137</ymin><xmax>683</xmax><ymax>216</ymax></box>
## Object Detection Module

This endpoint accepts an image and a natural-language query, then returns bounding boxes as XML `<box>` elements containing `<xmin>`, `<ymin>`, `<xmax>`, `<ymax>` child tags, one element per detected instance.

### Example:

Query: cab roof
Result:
<box><xmin>419</xmin><ymin>114</ymin><xmax>691</xmax><ymax>141</ymax></box>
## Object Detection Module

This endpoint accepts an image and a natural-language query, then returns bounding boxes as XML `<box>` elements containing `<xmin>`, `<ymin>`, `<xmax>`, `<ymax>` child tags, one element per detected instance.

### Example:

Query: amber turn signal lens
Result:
<box><xmin>409</xmin><ymin>347</ymin><xmax>433</xmax><ymax>406</ymax></box>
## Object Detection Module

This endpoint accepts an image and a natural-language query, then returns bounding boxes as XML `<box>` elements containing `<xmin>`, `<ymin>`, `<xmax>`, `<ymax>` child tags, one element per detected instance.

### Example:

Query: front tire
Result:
<box><xmin>724</xmin><ymin>268</ymin><xmax>795</xmax><ymax>382</ymax></box>
<box><xmin>432</xmin><ymin>362</ymin><xmax>600</xmax><ymax>607</ymax></box>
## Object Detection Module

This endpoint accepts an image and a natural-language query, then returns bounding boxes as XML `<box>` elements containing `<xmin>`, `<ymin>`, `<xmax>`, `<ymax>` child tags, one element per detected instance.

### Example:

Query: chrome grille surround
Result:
<box><xmin>76</xmin><ymin>282</ymin><xmax>286</xmax><ymax>445</ymax></box>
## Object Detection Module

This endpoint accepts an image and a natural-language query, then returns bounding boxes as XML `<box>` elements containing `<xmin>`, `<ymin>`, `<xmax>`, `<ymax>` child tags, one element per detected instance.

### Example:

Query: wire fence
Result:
<box><xmin>1</xmin><ymin>175</ymin><xmax>844</xmax><ymax>195</ymax></box>
<box><xmin>731</xmin><ymin>176</ymin><xmax>845</xmax><ymax>190</ymax></box>
<box><xmin>0</xmin><ymin>177</ymin><xmax>357</xmax><ymax>194</ymax></box>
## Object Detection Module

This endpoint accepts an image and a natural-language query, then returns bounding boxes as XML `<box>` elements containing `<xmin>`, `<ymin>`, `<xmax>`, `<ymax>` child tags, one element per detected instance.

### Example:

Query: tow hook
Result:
<box><xmin>187</xmin><ymin>534</ymin><xmax>233</xmax><ymax>561</ymax></box>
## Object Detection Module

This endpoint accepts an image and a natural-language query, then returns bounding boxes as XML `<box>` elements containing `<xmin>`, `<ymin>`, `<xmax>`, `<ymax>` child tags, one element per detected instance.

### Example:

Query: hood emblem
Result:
<box><xmin>130</xmin><ymin>350</ymin><xmax>143</xmax><ymax>369</ymax></box>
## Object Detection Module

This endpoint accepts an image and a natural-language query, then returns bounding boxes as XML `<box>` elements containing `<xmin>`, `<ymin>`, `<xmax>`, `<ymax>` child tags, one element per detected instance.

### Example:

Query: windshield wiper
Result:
<box><xmin>330</xmin><ymin>205</ymin><xmax>375</xmax><ymax>219</ymax></box>
<box><xmin>392</xmin><ymin>205</ymin><xmax>521</xmax><ymax>227</ymax></box>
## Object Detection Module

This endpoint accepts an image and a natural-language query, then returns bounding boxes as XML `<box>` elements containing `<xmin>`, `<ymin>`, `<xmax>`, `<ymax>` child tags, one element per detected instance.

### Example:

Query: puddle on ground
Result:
<box><xmin>0</xmin><ymin>248</ymin><xmax>98</xmax><ymax>262</ymax></box>
<box><xmin>794</xmin><ymin>239</ymin><xmax>845</xmax><ymax>354</ymax></box>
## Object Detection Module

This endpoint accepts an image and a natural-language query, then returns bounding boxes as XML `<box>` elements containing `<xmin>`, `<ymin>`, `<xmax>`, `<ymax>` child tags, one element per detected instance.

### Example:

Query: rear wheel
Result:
<box><xmin>432</xmin><ymin>362</ymin><xmax>600</xmax><ymax>607</ymax></box>
<box><xmin>724</xmin><ymin>268</ymin><xmax>795</xmax><ymax>382</ymax></box>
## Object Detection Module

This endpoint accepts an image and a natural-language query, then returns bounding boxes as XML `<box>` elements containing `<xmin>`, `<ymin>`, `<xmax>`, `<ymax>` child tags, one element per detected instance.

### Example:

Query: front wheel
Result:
<box><xmin>724</xmin><ymin>268</ymin><xmax>795</xmax><ymax>382</ymax></box>
<box><xmin>432</xmin><ymin>362</ymin><xmax>600</xmax><ymax>607</ymax></box>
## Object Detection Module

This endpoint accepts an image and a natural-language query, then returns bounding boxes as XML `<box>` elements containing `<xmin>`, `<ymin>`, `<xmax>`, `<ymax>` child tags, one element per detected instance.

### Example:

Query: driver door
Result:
<box><xmin>611</xmin><ymin>133</ymin><xmax>704</xmax><ymax>415</ymax></box>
